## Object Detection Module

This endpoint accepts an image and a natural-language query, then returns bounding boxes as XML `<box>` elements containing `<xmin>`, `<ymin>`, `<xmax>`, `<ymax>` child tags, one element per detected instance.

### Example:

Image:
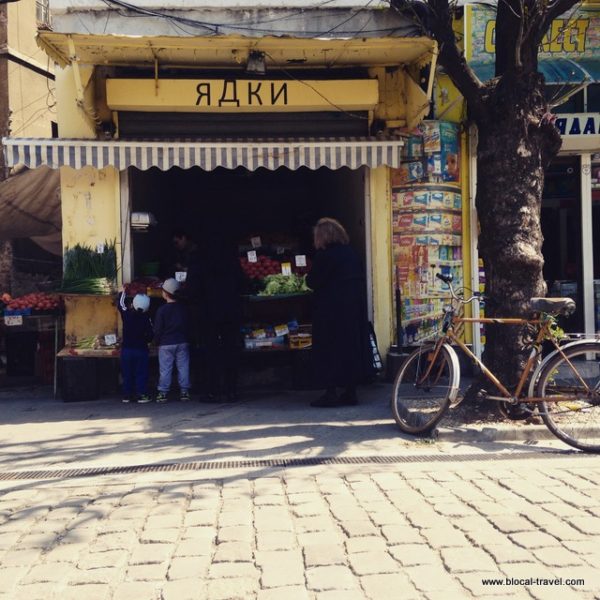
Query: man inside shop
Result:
<box><xmin>172</xmin><ymin>228</ymin><xmax>199</xmax><ymax>274</ymax></box>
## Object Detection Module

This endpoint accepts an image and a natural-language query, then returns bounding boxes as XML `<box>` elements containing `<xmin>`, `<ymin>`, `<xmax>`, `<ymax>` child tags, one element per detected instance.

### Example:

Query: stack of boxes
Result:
<box><xmin>391</xmin><ymin>121</ymin><xmax>463</xmax><ymax>345</ymax></box>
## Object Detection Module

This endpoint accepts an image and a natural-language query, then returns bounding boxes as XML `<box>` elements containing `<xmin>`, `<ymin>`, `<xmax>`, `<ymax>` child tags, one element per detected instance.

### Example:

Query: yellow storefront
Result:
<box><xmin>3</xmin><ymin>31</ymin><xmax>439</xmax><ymax>393</ymax></box>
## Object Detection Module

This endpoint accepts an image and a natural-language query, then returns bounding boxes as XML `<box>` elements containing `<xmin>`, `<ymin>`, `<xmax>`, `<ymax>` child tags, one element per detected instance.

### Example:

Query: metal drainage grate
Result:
<box><xmin>0</xmin><ymin>450</ymin><xmax>590</xmax><ymax>482</ymax></box>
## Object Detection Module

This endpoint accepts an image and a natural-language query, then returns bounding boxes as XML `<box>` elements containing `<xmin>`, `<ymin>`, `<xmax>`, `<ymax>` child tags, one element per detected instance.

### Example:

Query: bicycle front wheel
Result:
<box><xmin>536</xmin><ymin>342</ymin><xmax>600</xmax><ymax>452</ymax></box>
<box><xmin>391</xmin><ymin>344</ymin><xmax>458</xmax><ymax>435</ymax></box>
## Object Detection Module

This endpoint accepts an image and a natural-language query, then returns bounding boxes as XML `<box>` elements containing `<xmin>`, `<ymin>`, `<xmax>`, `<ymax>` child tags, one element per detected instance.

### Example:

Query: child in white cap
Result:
<box><xmin>154</xmin><ymin>278</ymin><xmax>191</xmax><ymax>402</ymax></box>
<box><xmin>118</xmin><ymin>289</ymin><xmax>153</xmax><ymax>404</ymax></box>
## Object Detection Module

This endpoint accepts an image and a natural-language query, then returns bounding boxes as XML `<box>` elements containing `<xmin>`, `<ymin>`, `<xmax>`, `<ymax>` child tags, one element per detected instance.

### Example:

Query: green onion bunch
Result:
<box><xmin>61</xmin><ymin>240</ymin><xmax>117</xmax><ymax>295</ymax></box>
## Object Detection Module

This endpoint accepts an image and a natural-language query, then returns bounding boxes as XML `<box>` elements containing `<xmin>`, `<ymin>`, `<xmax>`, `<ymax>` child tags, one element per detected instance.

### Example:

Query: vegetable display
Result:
<box><xmin>60</xmin><ymin>278</ymin><xmax>115</xmax><ymax>295</ymax></box>
<box><xmin>240</xmin><ymin>256</ymin><xmax>281</xmax><ymax>280</ymax></box>
<box><xmin>4</xmin><ymin>292</ymin><xmax>62</xmax><ymax>312</ymax></box>
<box><xmin>259</xmin><ymin>274</ymin><xmax>310</xmax><ymax>296</ymax></box>
<box><xmin>124</xmin><ymin>278</ymin><xmax>162</xmax><ymax>296</ymax></box>
<box><xmin>61</xmin><ymin>241</ymin><xmax>117</xmax><ymax>294</ymax></box>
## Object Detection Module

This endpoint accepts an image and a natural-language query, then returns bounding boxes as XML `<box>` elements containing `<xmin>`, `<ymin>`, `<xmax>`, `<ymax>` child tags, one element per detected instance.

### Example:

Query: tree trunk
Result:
<box><xmin>472</xmin><ymin>72</ymin><xmax>561</xmax><ymax>391</ymax></box>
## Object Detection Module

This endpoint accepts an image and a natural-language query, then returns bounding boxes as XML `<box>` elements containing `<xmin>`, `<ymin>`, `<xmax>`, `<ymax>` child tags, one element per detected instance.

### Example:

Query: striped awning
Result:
<box><xmin>2</xmin><ymin>137</ymin><xmax>404</xmax><ymax>172</ymax></box>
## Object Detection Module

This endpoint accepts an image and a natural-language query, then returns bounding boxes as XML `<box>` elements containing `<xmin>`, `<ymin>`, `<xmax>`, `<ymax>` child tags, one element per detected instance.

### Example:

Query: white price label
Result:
<box><xmin>281</xmin><ymin>262</ymin><xmax>292</xmax><ymax>276</ymax></box>
<box><xmin>175</xmin><ymin>271</ymin><xmax>187</xmax><ymax>282</ymax></box>
<box><xmin>247</xmin><ymin>250</ymin><xmax>258</xmax><ymax>263</ymax></box>
<box><xmin>295</xmin><ymin>255</ymin><xmax>307</xmax><ymax>267</ymax></box>
<box><xmin>96</xmin><ymin>243</ymin><xmax>105</xmax><ymax>254</ymax></box>
<box><xmin>276</xmin><ymin>247</ymin><xmax>285</xmax><ymax>255</ymax></box>
<box><xmin>250</xmin><ymin>236</ymin><xmax>262</xmax><ymax>248</ymax></box>
<box><xmin>4</xmin><ymin>315</ymin><xmax>23</xmax><ymax>326</ymax></box>
<box><xmin>104</xmin><ymin>334</ymin><xmax>117</xmax><ymax>346</ymax></box>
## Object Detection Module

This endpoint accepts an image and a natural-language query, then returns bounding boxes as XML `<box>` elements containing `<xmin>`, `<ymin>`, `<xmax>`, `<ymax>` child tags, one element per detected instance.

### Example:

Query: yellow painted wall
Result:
<box><xmin>369</xmin><ymin>166</ymin><xmax>393</xmax><ymax>354</ymax></box>
<box><xmin>55</xmin><ymin>65</ymin><xmax>96</xmax><ymax>138</ymax></box>
<box><xmin>6</xmin><ymin>0</ymin><xmax>54</xmax><ymax>137</ymax></box>
<box><xmin>57</xmin><ymin>63</ymin><xmax>122</xmax><ymax>341</ymax></box>
<box><xmin>60</xmin><ymin>166</ymin><xmax>121</xmax><ymax>259</ymax></box>
<box><xmin>8</xmin><ymin>67</ymin><xmax>53</xmax><ymax>137</ymax></box>
<box><xmin>7</xmin><ymin>0</ymin><xmax>45</xmax><ymax>61</ymax></box>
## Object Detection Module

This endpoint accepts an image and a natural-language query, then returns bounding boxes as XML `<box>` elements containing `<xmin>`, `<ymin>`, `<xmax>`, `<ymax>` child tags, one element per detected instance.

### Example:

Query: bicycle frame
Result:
<box><xmin>421</xmin><ymin>312</ymin><xmax>588</xmax><ymax>404</ymax></box>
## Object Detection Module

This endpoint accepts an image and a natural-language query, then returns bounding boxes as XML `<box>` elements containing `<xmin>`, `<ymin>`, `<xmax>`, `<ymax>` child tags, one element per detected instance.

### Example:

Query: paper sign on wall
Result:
<box><xmin>247</xmin><ymin>250</ymin><xmax>258</xmax><ymax>263</ymax></box>
<box><xmin>250</xmin><ymin>236</ymin><xmax>262</xmax><ymax>248</ymax></box>
<box><xmin>295</xmin><ymin>255</ymin><xmax>307</xmax><ymax>267</ymax></box>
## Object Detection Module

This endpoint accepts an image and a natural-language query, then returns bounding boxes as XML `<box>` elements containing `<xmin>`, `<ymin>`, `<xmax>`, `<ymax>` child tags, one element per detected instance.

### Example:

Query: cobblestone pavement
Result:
<box><xmin>1</xmin><ymin>455</ymin><xmax>600</xmax><ymax>599</ymax></box>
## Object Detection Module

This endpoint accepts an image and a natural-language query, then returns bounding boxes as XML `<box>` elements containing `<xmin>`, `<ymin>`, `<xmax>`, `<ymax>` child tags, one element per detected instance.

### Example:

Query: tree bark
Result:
<box><xmin>472</xmin><ymin>71</ymin><xmax>561</xmax><ymax>389</ymax></box>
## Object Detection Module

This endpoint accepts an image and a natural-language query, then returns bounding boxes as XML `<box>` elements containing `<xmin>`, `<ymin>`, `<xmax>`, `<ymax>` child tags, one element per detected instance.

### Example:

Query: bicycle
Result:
<box><xmin>391</xmin><ymin>273</ymin><xmax>600</xmax><ymax>452</ymax></box>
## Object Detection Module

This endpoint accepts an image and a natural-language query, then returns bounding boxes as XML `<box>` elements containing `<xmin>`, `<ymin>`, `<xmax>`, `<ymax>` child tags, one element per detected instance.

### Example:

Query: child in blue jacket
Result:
<box><xmin>118</xmin><ymin>289</ymin><xmax>153</xmax><ymax>403</ymax></box>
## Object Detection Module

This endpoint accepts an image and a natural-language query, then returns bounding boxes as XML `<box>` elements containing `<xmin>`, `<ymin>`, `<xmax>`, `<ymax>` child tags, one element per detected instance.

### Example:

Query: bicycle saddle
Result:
<box><xmin>530</xmin><ymin>297</ymin><xmax>576</xmax><ymax>316</ymax></box>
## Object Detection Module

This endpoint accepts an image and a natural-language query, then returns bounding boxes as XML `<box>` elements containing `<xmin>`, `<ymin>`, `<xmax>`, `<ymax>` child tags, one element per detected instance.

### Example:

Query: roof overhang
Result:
<box><xmin>37</xmin><ymin>31</ymin><xmax>436</xmax><ymax>70</ymax></box>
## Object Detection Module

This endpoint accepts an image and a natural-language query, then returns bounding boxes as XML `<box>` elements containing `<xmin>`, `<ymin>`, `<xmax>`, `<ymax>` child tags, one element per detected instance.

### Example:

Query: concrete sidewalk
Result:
<box><xmin>0</xmin><ymin>382</ymin><xmax>574</xmax><ymax>475</ymax></box>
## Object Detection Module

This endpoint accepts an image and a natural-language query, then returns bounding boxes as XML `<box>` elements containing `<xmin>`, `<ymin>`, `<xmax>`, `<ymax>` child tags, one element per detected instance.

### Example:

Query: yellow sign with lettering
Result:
<box><xmin>106</xmin><ymin>79</ymin><xmax>379</xmax><ymax>113</ymax></box>
<box><xmin>465</xmin><ymin>4</ymin><xmax>599</xmax><ymax>62</ymax></box>
<box><xmin>484</xmin><ymin>18</ymin><xmax>590</xmax><ymax>54</ymax></box>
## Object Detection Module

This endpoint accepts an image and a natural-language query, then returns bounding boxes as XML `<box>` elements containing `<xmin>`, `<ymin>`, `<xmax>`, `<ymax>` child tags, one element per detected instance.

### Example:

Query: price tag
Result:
<box><xmin>253</xmin><ymin>328</ymin><xmax>266</xmax><ymax>339</ymax></box>
<box><xmin>276</xmin><ymin>247</ymin><xmax>285</xmax><ymax>255</ymax></box>
<box><xmin>4</xmin><ymin>315</ymin><xmax>23</xmax><ymax>326</ymax></box>
<box><xmin>250</xmin><ymin>236</ymin><xmax>262</xmax><ymax>248</ymax></box>
<box><xmin>104</xmin><ymin>333</ymin><xmax>117</xmax><ymax>346</ymax></box>
<box><xmin>275</xmin><ymin>324</ymin><xmax>289</xmax><ymax>336</ymax></box>
<box><xmin>295</xmin><ymin>255</ymin><xmax>307</xmax><ymax>267</ymax></box>
<box><xmin>175</xmin><ymin>271</ymin><xmax>187</xmax><ymax>282</ymax></box>
<box><xmin>247</xmin><ymin>250</ymin><xmax>258</xmax><ymax>263</ymax></box>
<box><xmin>281</xmin><ymin>262</ymin><xmax>292</xmax><ymax>276</ymax></box>
<box><xmin>96</xmin><ymin>243</ymin><xmax>105</xmax><ymax>254</ymax></box>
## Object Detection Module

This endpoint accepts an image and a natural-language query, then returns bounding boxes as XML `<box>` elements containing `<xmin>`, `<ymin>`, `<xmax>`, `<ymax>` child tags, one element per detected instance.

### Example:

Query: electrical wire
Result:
<box><xmin>11</xmin><ymin>104</ymin><xmax>56</xmax><ymax>136</ymax></box>
<box><xmin>262</xmin><ymin>50</ymin><xmax>369</xmax><ymax>120</ymax></box>
<box><xmin>97</xmin><ymin>0</ymin><xmax>405</xmax><ymax>36</ymax></box>
<box><xmin>319</xmin><ymin>0</ymin><xmax>376</xmax><ymax>36</ymax></box>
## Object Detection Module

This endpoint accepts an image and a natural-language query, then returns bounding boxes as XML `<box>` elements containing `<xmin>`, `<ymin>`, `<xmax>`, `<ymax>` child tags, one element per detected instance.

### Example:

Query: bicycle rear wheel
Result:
<box><xmin>536</xmin><ymin>342</ymin><xmax>600</xmax><ymax>452</ymax></box>
<box><xmin>391</xmin><ymin>343</ymin><xmax>458</xmax><ymax>435</ymax></box>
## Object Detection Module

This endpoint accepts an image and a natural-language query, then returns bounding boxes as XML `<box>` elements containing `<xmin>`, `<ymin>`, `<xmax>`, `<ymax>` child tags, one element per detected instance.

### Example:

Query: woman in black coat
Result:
<box><xmin>306</xmin><ymin>218</ymin><xmax>373</xmax><ymax>407</ymax></box>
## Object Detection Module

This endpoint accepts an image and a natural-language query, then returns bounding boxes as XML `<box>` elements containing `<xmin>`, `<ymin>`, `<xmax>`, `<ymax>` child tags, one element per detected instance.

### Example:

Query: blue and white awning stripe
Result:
<box><xmin>2</xmin><ymin>137</ymin><xmax>404</xmax><ymax>172</ymax></box>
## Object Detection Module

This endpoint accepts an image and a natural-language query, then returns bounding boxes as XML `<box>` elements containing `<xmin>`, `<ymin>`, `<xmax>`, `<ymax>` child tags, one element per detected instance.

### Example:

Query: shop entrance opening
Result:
<box><xmin>127</xmin><ymin>165</ymin><xmax>368</xmax><ymax>390</ymax></box>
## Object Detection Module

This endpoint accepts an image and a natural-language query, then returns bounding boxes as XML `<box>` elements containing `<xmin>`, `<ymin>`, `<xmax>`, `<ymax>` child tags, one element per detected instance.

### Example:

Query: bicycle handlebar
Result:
<box><xmin>436</xmin><ymin>273</ymin><xmax>483</xmax><ymax>305</ymax></box>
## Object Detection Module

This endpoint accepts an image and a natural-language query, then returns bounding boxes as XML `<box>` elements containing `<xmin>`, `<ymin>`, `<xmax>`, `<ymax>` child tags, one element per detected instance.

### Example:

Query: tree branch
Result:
<box><xmin>424</xmin><ymin>0</ymin><xmax>483</xmax><ymax>108</ymax></box>
<box><xmin>495</xmin><ymin>0</ymin><xmax>525</xmax><ymax>74</ymax></box>
<box><xmin>532</xmin><ymin>0</ymin><xmax>581</xmax><ymax>47</ymax></box>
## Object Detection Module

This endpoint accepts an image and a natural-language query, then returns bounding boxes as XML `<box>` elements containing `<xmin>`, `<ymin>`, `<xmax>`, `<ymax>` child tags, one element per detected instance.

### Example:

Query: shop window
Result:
<box><xmin>542</xmin><ymin>157</ymin><xmax>583</xmax><ymax>332</ymax></box>
<box><xmin>587</xmin><ymin>84</ymin><xmax>600</xmax><ymax>112</ymax></box>
<box><xmin>36</xmin><ymin>0</ymin><xmax>50</xmax><ymax>25</ymax></box>
<box><xmin>545</xmin><ymin>85</ymin><xmax>584</xmax><ymax>113</ymax></box>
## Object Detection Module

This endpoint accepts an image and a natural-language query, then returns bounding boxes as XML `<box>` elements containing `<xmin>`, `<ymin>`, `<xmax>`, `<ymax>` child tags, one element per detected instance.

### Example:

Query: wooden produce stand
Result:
<box><xmin>57</xmin><ymin>294</ymin><xmax>121</xmax><ymax>401</ymax></box>
<box><xmin>240</xmin><ymin>292</ymin><xmax>315</xmax><ymax>389</ymax></box>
